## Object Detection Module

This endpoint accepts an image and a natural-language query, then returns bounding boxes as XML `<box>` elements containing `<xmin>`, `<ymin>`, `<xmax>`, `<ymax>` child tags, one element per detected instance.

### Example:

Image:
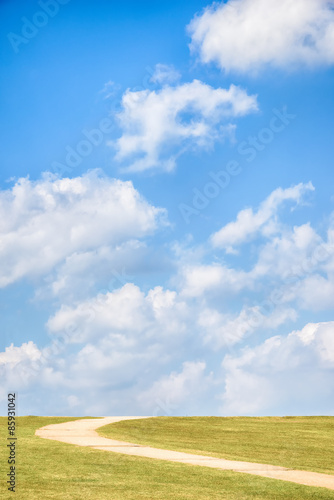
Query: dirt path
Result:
<box><xmin>35</xmin><ymin>416</ymin><xmax>334</xmax><ymax>491</ymax></box>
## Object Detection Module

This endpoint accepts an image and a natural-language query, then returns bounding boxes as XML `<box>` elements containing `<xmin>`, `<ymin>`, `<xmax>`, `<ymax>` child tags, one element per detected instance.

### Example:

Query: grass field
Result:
<box><xmin>98</xmin><ymin>416</ymin><xmax>334</xmax><ymax>476</ymax></box>
<box><xmin>1</xmin><ymin>416</ymin><xmax>334</xmax><ymax>499</ymax></box>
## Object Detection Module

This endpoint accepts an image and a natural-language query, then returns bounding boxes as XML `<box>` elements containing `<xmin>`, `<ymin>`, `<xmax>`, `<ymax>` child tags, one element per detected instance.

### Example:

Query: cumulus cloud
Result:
<box><xmin>221</xmin><ymin>321</ymin><xmax>334</xmax><ymax>415</ymax></box>
<box><xmin>0</xmin><ymin>342</ymin><xmax>42</xmax><ymax>403</ymax></box>
<box><xmin>0</xmin><ymin>283</ymin><xmax>187</xmax><ymax>414</ymax></box>
<box><xmin>188</xmin><ymin>0</ymin><xmax>334</xmax><ymax>73</ymax></box>
<box><xmin>47</xmin><ymin>283</ymin><xmax>189</xmax><ymax>344</ymax></box>
<box><xmin>112</xmin><ymin>80</ymin><xmax>257</xmax><ymax>172</ymax></box>
<box><xmin>211</xmin><ymin>182</ymin><xmax>315</xmax><ymax>252</ymax></box>
<box><xmin>1</xmin><ymin>284</ymin><xmax>204</xmax><ymax>415</ymax></box>
<box><xmin>0</xmin><ymin>341</ymin><xmax>41</xmax><ymax>367</ymax></box>
<box><xmin>0</xmin><ymin>171</ymin><xmax>166</xmax><ymax>288</ymax></box>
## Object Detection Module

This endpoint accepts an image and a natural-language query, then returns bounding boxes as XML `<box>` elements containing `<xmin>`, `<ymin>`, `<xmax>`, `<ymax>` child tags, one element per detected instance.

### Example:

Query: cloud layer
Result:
<box><xmin>1</xmin><ymin>183</ymin><xmax>334</xmax><ymax>416</ymax></box>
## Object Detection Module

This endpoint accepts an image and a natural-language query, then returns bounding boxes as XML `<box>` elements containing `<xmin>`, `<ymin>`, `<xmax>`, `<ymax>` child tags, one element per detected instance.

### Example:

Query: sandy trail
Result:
<box><xmin>35</xmin><ymin>416</ymin><xmax>334</xmax><ymax>491</ymax></box>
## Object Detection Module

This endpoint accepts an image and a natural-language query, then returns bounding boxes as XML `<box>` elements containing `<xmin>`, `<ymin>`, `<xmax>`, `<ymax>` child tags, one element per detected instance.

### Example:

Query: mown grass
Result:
<box><xmin>1</xmin><ymin>416</ymin><xmax>334</xmax><ymax>499</ymax></box>
<box><xmin>98</xmin><ymin>416</ymin><xmax>334</xmax><ymax>475</ymax></box>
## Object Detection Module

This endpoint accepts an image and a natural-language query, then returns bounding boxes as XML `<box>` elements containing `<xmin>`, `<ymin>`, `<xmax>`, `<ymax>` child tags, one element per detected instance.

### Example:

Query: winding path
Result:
<box><xmin>35</xmin><ymin>416</ymin><xmax>334</xmax><ymax>491</ymax></box>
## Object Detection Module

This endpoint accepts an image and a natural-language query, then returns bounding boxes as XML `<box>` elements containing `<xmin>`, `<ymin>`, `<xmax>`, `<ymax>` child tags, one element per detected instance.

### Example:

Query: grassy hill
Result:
<box><xmin>1</xmin><ymin>416</ymin><xmax>334</xmax><ymax>499</ymax></box>
<box><xmin>98</xmin><ymin>416</ymin><xmax>334</xmax><ymax>475</ymax></box>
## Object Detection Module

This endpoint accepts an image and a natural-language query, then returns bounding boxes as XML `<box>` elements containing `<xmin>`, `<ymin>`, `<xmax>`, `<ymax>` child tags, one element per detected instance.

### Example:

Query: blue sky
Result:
<box><xmin>1</xmin><ymin>0</ymin><xmax>334</xmax><ymax>417</ymax></box>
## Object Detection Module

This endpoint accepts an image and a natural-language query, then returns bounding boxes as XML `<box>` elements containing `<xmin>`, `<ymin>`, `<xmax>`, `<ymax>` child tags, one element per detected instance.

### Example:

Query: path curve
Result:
<box><xmin>35</xmin><ymin>416</ymin><xmax>334</xmax><ymax>491</ymax></box>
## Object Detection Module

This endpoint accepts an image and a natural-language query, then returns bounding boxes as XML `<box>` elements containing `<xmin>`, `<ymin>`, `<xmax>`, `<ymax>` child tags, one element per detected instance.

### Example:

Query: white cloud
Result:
<box><xmin>252</xmin><ymin>222</ymin><xmax>321</xmax><ymax>279</ymax></box>
<box><xmin>188</xmin><ymin>0</ymin><xmax>334</xmax><ymax>73</ymax></box>
<box><xmin>179</xmin><ymin>263</ymin><xmax>252</xmax><ymax>297</ymax></box>
<box><xmin>1</xmin><ymin>283</ymin><xmax>202</xmax><ymax>415</ymax></box>
<box><xmin>222</xmin><ymin>370</ymin><xmax>273</xmax><ymax>415</ymax></box>
<box><xmin>199</xmin><ymin>305</ymin><xmax>297</xmax><ymax>349</ymax></box>
<box><xmin>47</xmin><ymin>283</ymin><xmax>189</xmax><ymax>344</ymax></box>
<box><xmin>0</xmin><ymin>282</ymin><xmax>190</xmax><ymax>414</ymax></box>
<box><xmin>137</xmin><ymin>361</ymin><xmax>210</xmax><ymax>415</ymax></box>
<box><xmin>296</xmin><ymin>322</ymin><xmax>334</xmax><ymax>363</ymax></box>
<box><xmin>178</xmin><ymin>186</ymin><xmax>333</xmax><ymax>317</ymax></box>
<box><xmin>37</xmin><ymin>241</ymin><xmax>142</xmax><ymax>301</ymax></box>
<box><xmin>0</xmin><ymin>341</ymin><xmax>41</xmax><ymax>366</ymax></box>
<box><xmin>221</xmin><ymin>321</ymin><xmax>334</xmax><ymax>415</ymax></box>
<box><xmin>211</xmin><ymin>182</ymin><xmax>315</xmax><ymax>252</ymax></box>
<box><xmin>43</xmin><ymin>275</ymin><xmax>302</xmax><ymax>414</ymax></box>
<box><xmin>248</xmin><ymin>224</ymin><xmax>334</xmax><ymax>312</ymax></box>
<box><xmin>293</xmin><ymin>273</ymin><xmax>334</xmax><ymax>311</ymax></box>
<box><xmin>0</xmin><ymin>171</ymin><xmax>166</xmax><ymax>288</ymax></box>
<box><xmin>68</xmin><ymin>342</ymin><xmax>153</xmax><ymax>393</ymax></box>
<box><xmin>112</xmin><ymin>80</ymin><xmax>257</xmax><ymax>172</ymax></box>
<box><xmin>149</xmin><ymin>63</ymin><xmax>181</xmax><ymax>84</ymax></box>
<box><xmin>0</xmin><ymin>342</ymin><xmax>42</xmax><ymax>403</ymax></box>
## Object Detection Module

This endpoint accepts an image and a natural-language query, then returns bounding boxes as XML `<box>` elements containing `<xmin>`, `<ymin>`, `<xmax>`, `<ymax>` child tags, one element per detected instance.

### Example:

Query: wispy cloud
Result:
<box><xmin>211</xmin><ymin>182</ymin><xmax>315</xmax><ymax>252</ymax></box>
<box><xmin>149</xmin><ymin>63</ymin><xmax>181</xmax><ymax>85</ymax></box>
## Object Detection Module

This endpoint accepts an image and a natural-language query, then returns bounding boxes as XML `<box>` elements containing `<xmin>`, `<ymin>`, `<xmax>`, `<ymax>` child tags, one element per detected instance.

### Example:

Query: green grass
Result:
<box><xmin>1</xmin><ymin>416</ymin><xmax>334</xmax><ymax>499</ymax></box>
<box><xmin>98</xmin><ymin>416</ymin><xmax>334</xmax><ymax>476</ymax></box>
